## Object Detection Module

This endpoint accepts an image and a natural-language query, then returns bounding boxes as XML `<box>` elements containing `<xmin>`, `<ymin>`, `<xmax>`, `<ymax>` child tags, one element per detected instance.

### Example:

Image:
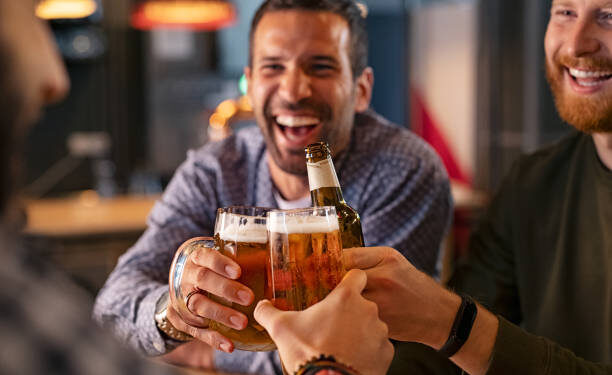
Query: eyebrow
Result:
<box><xmin>311</xmin><ymin>55</ymin><xmax>339</xmax><ymax>64</ymax></box>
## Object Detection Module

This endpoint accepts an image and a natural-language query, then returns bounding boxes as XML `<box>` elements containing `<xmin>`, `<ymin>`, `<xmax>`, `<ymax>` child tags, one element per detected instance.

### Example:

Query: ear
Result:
<box><xmin>354</xmin><ymin>67</ymin><xmax>374</xmax><ymax>112</ymax></box>
<box><xmin>244</xmin><ymin>66</ymin><xmax>253</xmax><ymax>97</ymax></box>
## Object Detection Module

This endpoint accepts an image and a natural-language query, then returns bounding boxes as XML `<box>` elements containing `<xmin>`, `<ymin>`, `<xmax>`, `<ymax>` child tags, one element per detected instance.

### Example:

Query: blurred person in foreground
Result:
<box><xmin>264</xmin><ymin>0</ymin><xmax>612</xmax><ymax>373</ymax></box>
<box><xmin>93</xmin><ymin>0</ymin><xmax>451</xmax><ymax>373</ymax></box>
<box><xmin>0</xmin><ymin>2</ymin><xmax>391</xmax><ymax>374</ymax></box>
<box><xmin>0</xmin><ymin>0</ymin><xmax>173</xmax><ymax>373</ymax></box>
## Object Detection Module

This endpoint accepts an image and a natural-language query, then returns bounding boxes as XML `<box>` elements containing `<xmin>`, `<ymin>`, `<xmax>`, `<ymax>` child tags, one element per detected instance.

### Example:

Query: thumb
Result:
<box><xmin>332</xmin><ymin>269</ymin><xmax>368</xmax><ymax>297</ymax></box>
<box><xmin>253</xmin><ymin>299</ymin><xmax>283</xmax><ymax>331</ymax></box>
<box><xmin>343</xmin><ymin>247</ymin><xmax>386</xmax><ymax>270</ymax></box>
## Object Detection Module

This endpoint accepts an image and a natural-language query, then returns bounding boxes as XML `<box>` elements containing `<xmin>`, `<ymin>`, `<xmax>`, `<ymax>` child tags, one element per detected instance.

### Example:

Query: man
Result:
<box><xmin>447</xmin><ymin>0</ymin><xmax>612</xmax><ymax>366</ymax></box>
<box><xmin>93</xmin><ymin>0</ymin><xmax>451</xmax><ymax>373</ymax></box>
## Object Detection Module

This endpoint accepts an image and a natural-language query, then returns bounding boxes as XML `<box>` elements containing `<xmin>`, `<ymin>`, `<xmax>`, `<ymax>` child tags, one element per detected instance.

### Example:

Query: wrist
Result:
<box><xmin>428</xmin><ymin>291</ymin><xmax>462</xmax><ymax>350</ymax></box>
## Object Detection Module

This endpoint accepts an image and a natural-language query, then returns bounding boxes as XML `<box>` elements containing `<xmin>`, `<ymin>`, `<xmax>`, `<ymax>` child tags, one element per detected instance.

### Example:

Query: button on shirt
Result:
<box><xmin>93</xmin><ymin>110</ymin><xmax>452</xmax><ymax>375</ymax></box>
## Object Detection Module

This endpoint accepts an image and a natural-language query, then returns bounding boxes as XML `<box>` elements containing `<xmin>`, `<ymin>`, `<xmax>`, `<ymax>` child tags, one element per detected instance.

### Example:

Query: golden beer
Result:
<box><xmin>208</xmin><ymin>207</ymin><xmax>275</xmax><ymax>351</ymax></box>
<box><xmin>305</xmin><ymin>142</ymin><xmax>365</xmax><ymax>248</ymax></box>
<box><xmin>268</xmin><ymin>207</ymin><xmax>344</xmax><ymax>311</ymax></box>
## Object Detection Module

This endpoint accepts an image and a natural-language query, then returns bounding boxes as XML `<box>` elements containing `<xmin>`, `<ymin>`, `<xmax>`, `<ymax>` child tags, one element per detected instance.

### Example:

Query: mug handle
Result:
<box><xmin>168</xmin><ymin>236</ymin><xmax>216</xmax><ymax>321</ymax></box>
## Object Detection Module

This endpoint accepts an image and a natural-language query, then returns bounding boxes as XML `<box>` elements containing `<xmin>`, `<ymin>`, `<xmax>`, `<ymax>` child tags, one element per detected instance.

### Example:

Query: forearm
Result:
<box><xmin>94</xmin><ymin>267</ymin><xmax>172</xmax><ymax>356</ymax></box>
<box><xmin>413</xmin><ymin>288</ymin><xmax>497</xmax><ymax>375</ymax></box>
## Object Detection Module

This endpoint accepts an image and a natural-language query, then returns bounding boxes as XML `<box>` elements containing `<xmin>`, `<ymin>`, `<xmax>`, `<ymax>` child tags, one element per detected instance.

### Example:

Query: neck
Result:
<box><xmin>268</xmin><ymin>155</ymin><xmax>310</xmax><ymax>201</ymax></box>
<box><xmin>592</xmin><ymin>133</ymin><xmax>612</xmax><ymax>171</ymax></box>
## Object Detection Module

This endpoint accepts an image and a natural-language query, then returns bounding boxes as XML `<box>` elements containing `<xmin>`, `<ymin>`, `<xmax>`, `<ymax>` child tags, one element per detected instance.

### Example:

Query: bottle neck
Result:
<box><xmin>307</xmin><ymin>157</ymin><xmax>346</xmax><ymax>205</ymax></box>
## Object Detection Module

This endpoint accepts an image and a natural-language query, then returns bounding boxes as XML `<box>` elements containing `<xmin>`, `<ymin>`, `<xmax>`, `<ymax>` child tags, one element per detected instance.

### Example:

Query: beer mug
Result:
<box><xmin>267</xmin><ymin>206</ymin><xmax>345</xmax><ymax>311</ymax></box>
<box><xmin>169</xmin><ymin>206</ymin><xmax>275</xmax><ymax>351</ymax></box>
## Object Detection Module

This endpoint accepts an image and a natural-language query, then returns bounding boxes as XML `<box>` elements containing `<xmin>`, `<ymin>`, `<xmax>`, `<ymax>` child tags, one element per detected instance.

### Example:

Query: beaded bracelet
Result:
<box><xmin>295</xmin><ymin>355</ymin><xmax>360</xmax><ymax>375</ymax></box>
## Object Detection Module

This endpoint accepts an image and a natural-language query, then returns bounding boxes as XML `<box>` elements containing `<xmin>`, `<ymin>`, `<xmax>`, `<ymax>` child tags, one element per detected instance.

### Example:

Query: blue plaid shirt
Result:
<box><xmin>93</xmin><ymin>110</ymin><xmax>452</xmax><ymax>375</ymax></box>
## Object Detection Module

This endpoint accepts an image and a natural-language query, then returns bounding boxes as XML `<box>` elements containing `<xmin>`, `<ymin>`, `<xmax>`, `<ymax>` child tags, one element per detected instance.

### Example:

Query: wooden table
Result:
<box><xmin>24</xmin><ymin>191</ymin><xmax>159</xmax><ymax>237</ymax></box>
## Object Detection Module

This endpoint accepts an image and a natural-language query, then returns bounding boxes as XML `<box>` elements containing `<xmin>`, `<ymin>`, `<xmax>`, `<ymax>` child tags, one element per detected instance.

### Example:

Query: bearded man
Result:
<box><xmin>447</xmin><ymin>0</ymin><xmax>612</xmax><ymax>366</ymax></box>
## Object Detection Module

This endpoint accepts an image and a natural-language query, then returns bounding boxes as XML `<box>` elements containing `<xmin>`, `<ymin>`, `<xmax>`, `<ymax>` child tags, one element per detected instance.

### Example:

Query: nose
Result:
<box><xmin>278</xmin><ymin>66</ymin><xmax>312</xmax><ymax>103</ymax></box>
<box><xmin>566</xmin><ymin>17</ymin><xmax>601</xmax><ymax>57</ymax></box>
<box><xmin>42</xmin><ymin>59</ymin><xmax>70</xmax><ymax>105</ymax></box>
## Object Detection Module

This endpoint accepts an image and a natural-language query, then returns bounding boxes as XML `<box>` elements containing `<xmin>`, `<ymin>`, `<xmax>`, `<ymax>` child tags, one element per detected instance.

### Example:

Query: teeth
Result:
<box><xmin>276</xmin><ymin>115</ymin><xmax>319</xmax><ymax>127</ymax></box>
<box><xmin>576</xmin><ymin>80</ymin><xmax>601</xmax><ymax>87</ymax></box>
<box><xmin>569</xmin><ymin>68</ymin><xmax>612</xmax><ymax>79</ymax></box>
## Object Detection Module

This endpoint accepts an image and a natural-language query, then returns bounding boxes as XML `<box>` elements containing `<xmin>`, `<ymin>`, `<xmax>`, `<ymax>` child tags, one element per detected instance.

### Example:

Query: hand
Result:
<box><xmin>253</xmin><ymin>269</ymin><xmax>394</xmax><ymax>375</ymax></box>
<box><xmin>166</xmin><ymin>237</ymin><xmax>255</xmax><ymax>353</ymax></box>
<box><xmin>343</xmin><ymin>247</ymin><xmax>460</xmax><ymax>349</ymax></box>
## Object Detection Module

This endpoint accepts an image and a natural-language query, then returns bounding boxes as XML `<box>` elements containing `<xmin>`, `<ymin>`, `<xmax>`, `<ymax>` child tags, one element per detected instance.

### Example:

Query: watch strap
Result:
<box><xmin>155</xmin><ymin>291</ymin><xmax>193</xmax><ymax>342</ymax></box>
<box><xmin>437</xmin><ymin>295</ymin><xmax>477</xmax><ymax>358</ymax></box>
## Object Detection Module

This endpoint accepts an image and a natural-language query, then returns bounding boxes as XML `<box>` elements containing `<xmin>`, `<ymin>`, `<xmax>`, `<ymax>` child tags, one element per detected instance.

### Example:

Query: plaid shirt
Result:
<box><xmin>93</xmin><ymin>110</ymin><xmax>452</xmax><ymax>375</ymax></box>
<box><xmin>0</xmin><ymin>232</ymin><xmax>177</xmax><ymax>375</ymax></box>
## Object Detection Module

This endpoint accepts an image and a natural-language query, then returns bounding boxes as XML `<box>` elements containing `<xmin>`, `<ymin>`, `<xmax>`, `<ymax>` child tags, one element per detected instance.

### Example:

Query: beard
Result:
<box><xmin>546</xmin><ymin>54</ymin><xmax>612</xmax><ymax>133</ymax></box>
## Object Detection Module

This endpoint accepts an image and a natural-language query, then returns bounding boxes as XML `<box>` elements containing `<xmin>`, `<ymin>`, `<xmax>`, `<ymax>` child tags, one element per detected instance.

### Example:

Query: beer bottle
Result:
<box><xmin>305</xmin><ymin>142</ymin><xmax>365</xmax><ymax>248</ymax></box>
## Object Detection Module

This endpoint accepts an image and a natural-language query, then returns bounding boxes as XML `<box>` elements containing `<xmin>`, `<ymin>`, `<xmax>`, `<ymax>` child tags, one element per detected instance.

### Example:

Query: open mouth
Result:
<box><xmin>274</xmin><ymin>115</ymin><xmax>320</xmax><ymax>144</ymax></box>
<box><xmin>568</xmin><ymin>67</ymin><xmax>612</xmax><ymax>88</ymax></box>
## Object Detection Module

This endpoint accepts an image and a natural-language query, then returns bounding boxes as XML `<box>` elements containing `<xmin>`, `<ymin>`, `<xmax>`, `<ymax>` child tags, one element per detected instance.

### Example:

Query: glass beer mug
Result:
<box><xmin>267</xmin><ymin>206</ymin><xmax>345</xmax><ymax>311</ymax></box>
<box><xmin>169</xmin><ymin>206</ymin><xmax>275</xmax><ymax>351</ymax></box>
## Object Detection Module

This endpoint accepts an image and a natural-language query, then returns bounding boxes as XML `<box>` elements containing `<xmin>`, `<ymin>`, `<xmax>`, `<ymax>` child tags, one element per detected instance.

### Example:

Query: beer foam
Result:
<box><xmin>218</xmin><ymin>222</ymin><xmax>268</xmax><ymax>243</ymax></box>
<box><xmin>268</xmin><ymin>215</ymin><xmax>339</xmax><ymax>234</ymax></box>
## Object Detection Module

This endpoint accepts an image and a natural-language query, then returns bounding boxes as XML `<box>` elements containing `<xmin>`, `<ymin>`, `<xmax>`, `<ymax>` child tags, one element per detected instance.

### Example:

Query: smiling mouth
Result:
<box><xmin>274</xmin><ymin>115</ymin><xmax>320</xmax><ymax>143</ymax></box>
<box><xmin>568</xmin><ymin>67</ymin><xmax>612</xmax><ymax>88</ymax></box>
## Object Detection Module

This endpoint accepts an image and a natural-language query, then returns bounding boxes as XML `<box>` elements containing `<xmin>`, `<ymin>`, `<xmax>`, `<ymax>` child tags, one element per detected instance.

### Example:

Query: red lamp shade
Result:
<box><xmin>131</xmin><ymin>0</ymin><xmax>236</xmax><ymax>31</ymax></box>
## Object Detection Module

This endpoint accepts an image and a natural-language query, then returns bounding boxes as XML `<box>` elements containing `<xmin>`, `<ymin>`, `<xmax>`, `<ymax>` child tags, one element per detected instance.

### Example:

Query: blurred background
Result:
<box><xmin>23</xmin><ymin>0</ymin><xmax>566</xmax><ymax>292</ymax></box>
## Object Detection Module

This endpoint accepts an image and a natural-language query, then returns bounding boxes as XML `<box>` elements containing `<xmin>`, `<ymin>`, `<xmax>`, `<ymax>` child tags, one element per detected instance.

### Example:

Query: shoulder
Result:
<box><xmin>180</xmin><ymin>126</ymin><xmax>265</xmax><ymax>174</ymax></box>
<box><xmin>508</xmin><ymin>131</ymin><xmax>587</xmax><ymax>186</ymax></box>
<box><xmin>350</xmin><ymin>111</ymin><xmax>447</xmax><ymax>178</ymax></box>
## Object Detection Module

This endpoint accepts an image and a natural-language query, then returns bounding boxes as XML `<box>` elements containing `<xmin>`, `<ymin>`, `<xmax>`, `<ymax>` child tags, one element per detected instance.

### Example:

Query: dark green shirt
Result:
<box><xmin>451</xmin><ymin>132</ymin><xmax>612</xmax><ymax>373</ymax></box>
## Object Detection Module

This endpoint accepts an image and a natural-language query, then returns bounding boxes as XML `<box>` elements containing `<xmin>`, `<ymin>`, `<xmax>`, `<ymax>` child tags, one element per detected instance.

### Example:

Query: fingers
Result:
<box><xmin>187</xmin><ymin>292</ymin><xmax>249</xmax><ymax>330</ymax></box>
<box><xmin>189</xmin><ymin>266</ymin><xmax>254</xmax><ymax>306</ymax></box>
<box><xmin>342</xmin><ymin>247</ymin><xmax>386</xmax><ymax>270</ymax></box>
<box><xmin>183</xmin><ymin>238</ymin><xmax>242</xmax><ymax>279</ymax></box>
<box><xmin>336</xmin><ymin>268</ymin><xmax>368</xmax><ymax>295</ymax></box>
<box><xmin>166</xmin><ymin>305</ymin><xmax>235</xmax><ymax>353</ymax></box>
<box><xmin>253</xmin><ymin>299</ymin><xmax>284</xmax><ymax>334</ymax></box>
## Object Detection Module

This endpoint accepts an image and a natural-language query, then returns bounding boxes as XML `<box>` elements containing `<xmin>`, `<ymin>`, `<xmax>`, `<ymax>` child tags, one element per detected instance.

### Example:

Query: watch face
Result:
<box><xmin>156</xmin><ymin>290</ymin><xmax>170</xmax><ymax>314</ymax></box>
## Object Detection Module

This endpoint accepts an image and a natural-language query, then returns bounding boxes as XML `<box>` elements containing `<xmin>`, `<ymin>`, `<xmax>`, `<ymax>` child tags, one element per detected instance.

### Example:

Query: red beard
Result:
<box><xmin>546</xmin><ymin>54</ymin><xmax>612</xmax><ymax>133</ymax></box>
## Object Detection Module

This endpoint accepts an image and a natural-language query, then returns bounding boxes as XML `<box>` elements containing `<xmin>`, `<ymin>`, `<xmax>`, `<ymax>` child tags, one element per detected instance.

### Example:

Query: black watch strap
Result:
<box><xmin>438</xmin><ymin>295</ymin><xmax>477</xmax><ymax>358</ymax></box>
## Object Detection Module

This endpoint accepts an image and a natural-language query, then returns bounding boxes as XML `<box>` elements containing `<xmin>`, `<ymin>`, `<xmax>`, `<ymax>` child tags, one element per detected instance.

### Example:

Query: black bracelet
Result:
<box><xmin>437</xmin><ymin>295</ymin><xmax>478</xmax><ymax>358</ymax></box>
<box><xmin>295</xmin><ymin>355</ymin><xmax>360</xmax><ymax>375</ymax></box>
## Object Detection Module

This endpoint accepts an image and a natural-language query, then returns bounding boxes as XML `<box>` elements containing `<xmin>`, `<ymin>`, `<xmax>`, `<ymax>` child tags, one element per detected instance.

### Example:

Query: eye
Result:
<box><xmin>599</xmin><ymin>9</ymin><xmax>612</xmax><ymax>24</ymax></box>
<box><xmin>260</xmin><ymin>64</ymin><xmax>284</xmax><ymax>74</ymax></box>
<box><xmin>309</xmin><ymin>63</ymin><xmax>335</xmax><ymax>76</ymax></box>
<box><xmin>553</xmin><ymin>7</ymin><xmax>577</xmax><ymax>19</ymax></box>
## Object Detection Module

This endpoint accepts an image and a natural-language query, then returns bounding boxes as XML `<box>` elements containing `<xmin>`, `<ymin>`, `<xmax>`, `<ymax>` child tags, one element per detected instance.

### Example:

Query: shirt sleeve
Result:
<box><xmin>359</xmin><ymin>152</ymin><xmax>452</xmax><ymax>277</ymax></box>
<box><xmin>93</xmin><ymin>151</ymin><xmax>219</xmax><ymax>356</ymax></box>
<box><xmin>448</xmin><ymin>162</ymin><xmax>522</xmax><ymax>323</ymax></box>
<box><xmin>489</xmin><ymin>317</ymin><xmax>612</xmax><ymax>375</ymax></box>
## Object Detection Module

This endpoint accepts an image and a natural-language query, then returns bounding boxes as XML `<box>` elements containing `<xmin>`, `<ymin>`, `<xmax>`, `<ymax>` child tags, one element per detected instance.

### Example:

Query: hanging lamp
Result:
<box><xmin>131</xmin><ymin>0</ymin><xmax>236</xmax><ymax>31</ymax></box>
<box><xmin>36</xmin><ymin>0</ymin><xmax>98</xmax><ymax>20</ymax></box>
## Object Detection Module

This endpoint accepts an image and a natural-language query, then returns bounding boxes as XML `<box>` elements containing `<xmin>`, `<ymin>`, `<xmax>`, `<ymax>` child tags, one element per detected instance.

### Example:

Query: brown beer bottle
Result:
<box><xmin>305</xmin><ymin>142</ymin><xmax>365</xmax><ymax>248</ymax></box>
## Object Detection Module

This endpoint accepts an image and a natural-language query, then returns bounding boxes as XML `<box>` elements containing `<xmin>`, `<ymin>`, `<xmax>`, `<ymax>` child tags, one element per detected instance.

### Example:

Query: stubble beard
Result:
<box><xmin>546</xmin><ymin>55</ymin><xmax>612</xmax><ymax>133</ymax></box>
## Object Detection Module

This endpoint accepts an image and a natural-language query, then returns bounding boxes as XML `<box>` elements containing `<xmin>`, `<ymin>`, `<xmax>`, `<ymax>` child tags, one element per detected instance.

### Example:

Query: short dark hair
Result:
<box><xmin>248</xmin><ymin>0</ymin><xmax>368</xmax><ymax>78</ymax></box>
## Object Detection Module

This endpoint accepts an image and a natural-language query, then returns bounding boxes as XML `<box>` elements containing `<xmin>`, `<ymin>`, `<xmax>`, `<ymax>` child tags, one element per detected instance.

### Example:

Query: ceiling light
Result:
<box><xmin>36</xmin><ymin>0</ymin><xmax>97</xmax><ymax>20</ymax></box>
<box><xmin>131</xmin><ymin>0</ymin><xmax>236</xmax><ymax>31</ymax></box>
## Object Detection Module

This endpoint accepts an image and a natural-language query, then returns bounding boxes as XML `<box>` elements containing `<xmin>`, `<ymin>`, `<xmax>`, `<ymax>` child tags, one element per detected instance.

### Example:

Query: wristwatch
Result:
<box><xmin>154</xmin><ymin>290</ymin><xmax>194</xmax><ymax>342</ymax></box>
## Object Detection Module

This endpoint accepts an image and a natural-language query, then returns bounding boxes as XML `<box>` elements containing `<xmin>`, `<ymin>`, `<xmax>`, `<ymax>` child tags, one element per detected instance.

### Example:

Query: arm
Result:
<box><xmin>344</xmin><ymin>246</ymin><xmax>612</xmax><ymax>375</ymax></box>
<box><xmin>93</xmin><ymin>151</ymin><xmax>221</xmax><ymax>356</ymax></box>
